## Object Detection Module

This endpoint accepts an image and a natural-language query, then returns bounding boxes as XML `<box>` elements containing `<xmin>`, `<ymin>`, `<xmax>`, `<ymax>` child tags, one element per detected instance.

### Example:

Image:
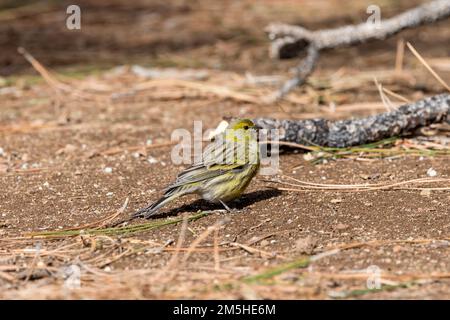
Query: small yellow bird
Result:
<box><xmin>133</xmin><ymin>119</ymin><xmax>260</xmax><ymax>218</ymax></box>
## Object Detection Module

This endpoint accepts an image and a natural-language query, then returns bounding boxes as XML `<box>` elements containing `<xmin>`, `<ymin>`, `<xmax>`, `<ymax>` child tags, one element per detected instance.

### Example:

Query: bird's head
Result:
<box><xmin>224</xmin><ymin>118</ymin><xmax>259</xmax><ymax>144</ymax></box>
<box><xmin>209</xmin><ymin>119</ymin><xmax>259</xmax><ymax>165</ymax></box>
<box><xmin>228</xmin><ymin>119</ymin><xmax>258</xmax><ymax>131</ymax></box>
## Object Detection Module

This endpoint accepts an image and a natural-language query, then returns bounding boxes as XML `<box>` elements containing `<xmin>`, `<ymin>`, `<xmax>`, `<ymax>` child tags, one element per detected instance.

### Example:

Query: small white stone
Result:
<box><xmin>106</xmin><ymin>192</ymin><xmax>114</xmax><ymax>197</ymax></box>
<box><xmin>207</xmin><ymin>120</ymin><xmax>229</xmax><ymax>140</ymax></box>
<box><xmin>43</xmin><ymin>181</ymin><xmax>50</xmax><ymax>188</ymax></box>
<box><xmin>427</xmin><ymin>167</ymin><xmax>437</xmax><ymax>177</ymax></box>
<box><xmin>303</xmin><ymin>153</ymin><xmax>315</xmax><ymax>161</ymax></box>
<box><xmin>147</xmin><ymin>156</ymin><xmax>158</xmax><ymax>164</ymax></box>
<box><xmin>104</xmin><ymin>167</ymin><xmax>113</xmax><ymax>174</ymax></box>
<box><xmin>0</xmin><ymin>147</ymin><xmax>4</xmax><ymax>156</ymax></box>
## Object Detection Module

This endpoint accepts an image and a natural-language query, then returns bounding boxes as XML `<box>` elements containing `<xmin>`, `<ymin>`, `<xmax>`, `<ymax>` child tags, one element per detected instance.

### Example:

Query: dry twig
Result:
<box><xmin>267</xmin><ymin>0</ymin><xmax>450</xmax><ymax>99</ymax></box>
<box><xmin>254</xmin><ymin>93</ymin><xmax>450</xmax><ymax>147</ymax></box>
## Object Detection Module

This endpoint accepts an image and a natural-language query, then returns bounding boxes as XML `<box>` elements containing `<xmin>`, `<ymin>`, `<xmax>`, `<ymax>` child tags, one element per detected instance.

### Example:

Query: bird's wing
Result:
<box><xmin>166</xmin><ymin>163</ymin><xmax>244</xmax><ymax>191</ymax></box>
<box><xmin>166</xmin><ymin>139</ymin><xmax>244</xmax><ymax>191</ymax></box>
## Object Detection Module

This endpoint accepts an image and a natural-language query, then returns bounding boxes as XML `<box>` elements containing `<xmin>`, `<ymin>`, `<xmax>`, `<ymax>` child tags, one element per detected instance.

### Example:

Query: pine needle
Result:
<box><xmin>27</xmin><ymin>211</ymin><xmax>211</xmax><ymax>238</ymax></box>
<box><xmin>407</xmin><ymin>42</ymin><xmax>450</xmax><ymax>92</ymax></box>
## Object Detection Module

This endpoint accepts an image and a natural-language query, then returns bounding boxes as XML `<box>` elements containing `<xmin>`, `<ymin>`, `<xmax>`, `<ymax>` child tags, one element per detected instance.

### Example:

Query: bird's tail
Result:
<box><xmin>132</xmin><ymin>192</ymin><xmax>180</xmax><ymax>219</ymax></box>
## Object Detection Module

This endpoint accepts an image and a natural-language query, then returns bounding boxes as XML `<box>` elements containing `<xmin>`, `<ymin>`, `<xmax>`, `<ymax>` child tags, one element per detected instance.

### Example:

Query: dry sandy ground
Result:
<box><xmin>0</xmin><ymin>0</ymin><xmax>449</xmax><ymax>299</ymax></box>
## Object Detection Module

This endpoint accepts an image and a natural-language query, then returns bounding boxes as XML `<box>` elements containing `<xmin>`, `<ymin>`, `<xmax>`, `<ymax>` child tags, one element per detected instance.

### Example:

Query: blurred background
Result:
<box><xmin>2</xmin><ymin>0</ymin><xmax>448</xmax><ymax>76</ymax></box>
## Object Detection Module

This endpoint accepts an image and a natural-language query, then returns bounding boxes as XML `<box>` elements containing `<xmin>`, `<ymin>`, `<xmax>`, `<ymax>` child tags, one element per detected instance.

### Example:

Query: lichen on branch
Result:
<box><xmin>254</xmin><ymin>94</ymin><xmax>450</xmax><ymax>148</ymax></box>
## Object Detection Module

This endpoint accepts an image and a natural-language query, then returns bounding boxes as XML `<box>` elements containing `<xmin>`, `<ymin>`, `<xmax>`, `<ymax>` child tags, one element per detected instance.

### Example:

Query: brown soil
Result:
<box><xmin>0</xmin><ymin>0</ymin><xmax>449</xmax><ymax>299</ymax></box>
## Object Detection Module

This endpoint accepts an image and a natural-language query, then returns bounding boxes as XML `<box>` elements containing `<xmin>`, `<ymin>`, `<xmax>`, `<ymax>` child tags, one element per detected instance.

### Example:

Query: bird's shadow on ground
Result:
<box><xmin>146</xmin><ymin>188</ymin><xmax>282</xmax><ymax>219</ymax></box>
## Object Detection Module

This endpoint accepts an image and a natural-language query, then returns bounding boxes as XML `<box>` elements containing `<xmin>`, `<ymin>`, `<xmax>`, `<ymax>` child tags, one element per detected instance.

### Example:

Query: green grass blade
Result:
<box><xmin>28</xmin><ymin>211</ymin><xmax>210</xmax><ymax>238</ymax></box>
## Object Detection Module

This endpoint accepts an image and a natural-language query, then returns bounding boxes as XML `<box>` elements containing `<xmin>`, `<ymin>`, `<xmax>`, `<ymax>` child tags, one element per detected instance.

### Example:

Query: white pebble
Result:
<box><xmin>147</xmin><ymin>156</ymin><xmax>158</xmax><ymax>164</ymax></box>
<box><xmin>0</xmin><ymin>147</ymin><xmax>4</xmax><ymax>156</ymax></box>
<box><xmin>427</xmin><ymin>168</ymin><xmax>437</xmax><ymax>177</ymax></box>
<box><xmin>103</xmin><ymin>167</ymin><xmax>113</xmax><ymax>174</ymax></box>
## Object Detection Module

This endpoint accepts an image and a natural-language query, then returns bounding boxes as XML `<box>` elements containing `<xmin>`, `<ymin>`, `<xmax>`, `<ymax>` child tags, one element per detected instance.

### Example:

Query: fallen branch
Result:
<box><xmin>267</xmin><ymin>0</ymin><xmax>450</xmax><ymax>99</ymax></box>
<box><xmin>254</xmin><ymin>93</ymin><xmax>450</xmax><ymax>147</ymax></box>
<box><xmin>270</xmin><ymin>44</ymin><xmax>319</xmax><ymax>101</ymax></box>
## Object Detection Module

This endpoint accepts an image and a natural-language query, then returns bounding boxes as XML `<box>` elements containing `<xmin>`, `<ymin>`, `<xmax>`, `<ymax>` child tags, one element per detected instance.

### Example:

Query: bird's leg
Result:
<box><xmin>219</xmin><ymin>200</ymin><xmax>233</xmax><ymax>212</ymax></box>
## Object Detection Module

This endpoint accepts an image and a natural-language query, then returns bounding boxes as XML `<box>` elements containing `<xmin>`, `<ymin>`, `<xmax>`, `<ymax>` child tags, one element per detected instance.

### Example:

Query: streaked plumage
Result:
<box><xmin>133</xmin><ymin>119</ymin><xmax>260</xmax><ymax>218</ymax></box>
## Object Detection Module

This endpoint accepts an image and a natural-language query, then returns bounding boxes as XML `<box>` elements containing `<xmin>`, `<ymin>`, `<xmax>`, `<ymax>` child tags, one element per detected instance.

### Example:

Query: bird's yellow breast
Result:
<box><xmin>201</xmin><ymin>163</ymin><xmax>260</xmax><ymax>202</ymax></box>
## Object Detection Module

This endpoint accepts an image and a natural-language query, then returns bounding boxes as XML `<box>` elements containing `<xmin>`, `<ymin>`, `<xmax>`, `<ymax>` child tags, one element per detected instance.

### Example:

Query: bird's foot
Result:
<box><xmin>132</xmin><ymin>207</ymin><xmax>158</xmax><ymax>219</ymax></box>
<box><xmin>219</xmin><ymin>200</ymin><xmax>239</xmax><ymax>213</ymax></box>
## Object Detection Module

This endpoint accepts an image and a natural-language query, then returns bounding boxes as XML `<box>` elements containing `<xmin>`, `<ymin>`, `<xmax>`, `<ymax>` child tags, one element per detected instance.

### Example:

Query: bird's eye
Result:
<box><xmin>243</xmin><ymin>125</ymin><xmax>249</xmax><ymax>130</ymax></box>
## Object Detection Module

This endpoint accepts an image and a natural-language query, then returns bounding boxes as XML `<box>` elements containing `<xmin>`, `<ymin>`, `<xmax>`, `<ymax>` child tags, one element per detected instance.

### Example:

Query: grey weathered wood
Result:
<box><xmin>267</xmin><ymin>0</ymin><xmax>450</xmax><ymax>99</ymax></box>
<box><xmin>254</xmin><ymin>94</ymin><xmax>450</xmax><ymax>147</ymax></box>
<box><xmin>269</xmin><ymin>0</ymin><xmax>450</xmax><ymax>59</ymax></box>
